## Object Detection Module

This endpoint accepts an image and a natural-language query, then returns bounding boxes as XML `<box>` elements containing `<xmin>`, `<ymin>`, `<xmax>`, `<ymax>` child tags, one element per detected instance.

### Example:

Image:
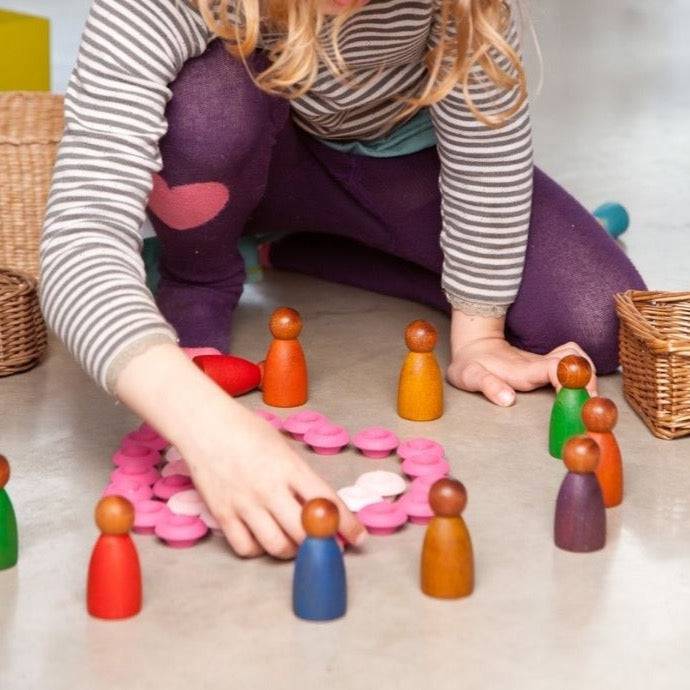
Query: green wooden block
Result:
<box><xmin>0</xmin><ymin>10</ymin><xmax>50</xmax><ymax>91</ymax></box>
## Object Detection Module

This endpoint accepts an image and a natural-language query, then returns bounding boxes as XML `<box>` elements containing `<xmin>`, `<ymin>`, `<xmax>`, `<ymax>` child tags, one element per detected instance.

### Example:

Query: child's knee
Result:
<box><xmin>163</xmin><ymin>44</ymin><xmax>287</xmax><ymax>173</ymax></box>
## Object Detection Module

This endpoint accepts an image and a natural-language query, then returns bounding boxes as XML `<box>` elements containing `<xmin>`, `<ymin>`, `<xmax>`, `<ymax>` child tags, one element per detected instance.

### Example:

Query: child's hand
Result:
<box><xmin>447</xmin><ymin>309</ymin><xmax>597</xmax><ymax>406</ymax></box>
<box><xmin>183</xmin><ymin>405</ymin><xmax>366</xmax><ymax>559</ymax></box>
<box><xmin>447</xmin><ymin>337</ymin><xmax>598</xmax><ymax>406</ymax></box>
<box><xmin>115</xmin><ymin>343</ymin><xmax>366</xmax><ymax>559</ymax></box>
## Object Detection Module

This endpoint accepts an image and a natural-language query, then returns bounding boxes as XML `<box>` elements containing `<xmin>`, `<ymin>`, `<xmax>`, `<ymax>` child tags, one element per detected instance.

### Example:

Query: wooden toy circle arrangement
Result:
<box><xmin>0</xmin><ymin>308</ymin><xmax>625</xmax><ymax>624</ymax></box>
<box><xmin>86</xmin><ymin>310</ymin><xmax>618</xmax><ymax>618</ymax></box>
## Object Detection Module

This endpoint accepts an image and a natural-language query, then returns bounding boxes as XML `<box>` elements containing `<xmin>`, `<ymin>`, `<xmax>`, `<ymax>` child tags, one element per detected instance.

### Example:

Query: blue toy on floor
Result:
<box><xmin>593</xmin><ymin>202</ymin><xmax>629</xmax><ymax>239</ymax></box>
<box><xmin>293</xmin><ymin>499</ymin><xmax>347</xmax><ymax>622</ymax></box>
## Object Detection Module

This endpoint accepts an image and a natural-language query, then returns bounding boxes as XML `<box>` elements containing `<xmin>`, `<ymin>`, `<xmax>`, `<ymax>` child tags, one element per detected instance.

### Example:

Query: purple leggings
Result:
<box><xmin>148</xmin><ymin>41</ymin><xmax>645</xmax><ymax>374</ymax></box>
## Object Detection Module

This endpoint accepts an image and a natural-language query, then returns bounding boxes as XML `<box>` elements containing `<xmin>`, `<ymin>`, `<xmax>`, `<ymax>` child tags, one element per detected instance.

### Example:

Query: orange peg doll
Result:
<box><xmin>87</xmin><ymin>496</ymin><xmax>142</xmax><ymax>620</ymax></box>
<box><xmin>583</xmin><ymin>397</ymin><xmax>623</xmax><ymax>508</ymax></box>
<box><xmin>397</xmin><ymin>320</ymin><xmax>443</xmax><ymax>421</ymax></box>
<box><xmin>262</xmin><ymin>307</ymin><xmax>308</xmax><ymax>408</ymax></box>
<box><xmin>420</xmin><ymin>478</ymin><xmax>474</xmax><ymax>599</ymax></box>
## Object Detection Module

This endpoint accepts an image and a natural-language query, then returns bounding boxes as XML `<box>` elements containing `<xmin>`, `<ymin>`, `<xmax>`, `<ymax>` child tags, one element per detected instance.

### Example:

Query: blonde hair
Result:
<box><xmin>196</xmin><ymin>0</ymin><xmax>527</xmax><ymax>128</ymax></box>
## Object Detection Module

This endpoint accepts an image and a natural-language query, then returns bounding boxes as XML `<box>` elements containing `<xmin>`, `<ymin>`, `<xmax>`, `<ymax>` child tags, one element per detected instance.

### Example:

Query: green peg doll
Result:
<box><xmin>549</xmin><ymin>356</ymin><xmax>592</xmax><ymax>459</ymax></box>
<box><xmin>0</xmin><ymin>454</ymin><xmax>18</xmax><ymax>570</ymax></box>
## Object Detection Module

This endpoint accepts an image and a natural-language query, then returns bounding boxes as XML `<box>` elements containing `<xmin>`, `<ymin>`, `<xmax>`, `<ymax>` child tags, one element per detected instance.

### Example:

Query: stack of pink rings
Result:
<box><xmin>282</xmin><ymin>410</ymin><xmax>328</xmax><ymax>441</ymax></box>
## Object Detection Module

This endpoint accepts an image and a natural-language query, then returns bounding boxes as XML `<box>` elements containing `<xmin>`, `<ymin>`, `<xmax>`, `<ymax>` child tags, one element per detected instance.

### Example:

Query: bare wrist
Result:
<box><xmin>450</xmin><ymin>307</ymin><xmax>506</xmax><ymax>357</ymax></box>
<box><xmin>114</xmin><ymin>342</ymin><xmax>244</xmax><ymax>456</ymax></box>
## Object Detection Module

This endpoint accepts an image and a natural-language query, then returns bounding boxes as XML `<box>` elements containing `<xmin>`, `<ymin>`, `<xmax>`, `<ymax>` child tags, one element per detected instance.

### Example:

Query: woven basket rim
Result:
<box><xmin>615</xmin><ymin>290</ymin><xmax>690</xmax><ymax>356</ymax></box>
<box><xmin>0</xmin><ymin>268</ymin><xmax>38</xmax><ymax>304</ymax></box>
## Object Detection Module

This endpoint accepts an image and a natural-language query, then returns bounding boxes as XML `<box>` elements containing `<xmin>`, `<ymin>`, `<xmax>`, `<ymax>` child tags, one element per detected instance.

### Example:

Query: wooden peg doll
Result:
<box><xmin>397</xmin><ymin>320</ymin><xmax>443</xmax><ymax>422</ymax></box>
<box><xmin>293</xmin><ymin>498</ymin><xmax>346</xmax><ymax>621</ymax></box>
<box><xmin>583</xmin><ymin>397</ymin><xmax>623</xmax><ymax>508</ymax></box>
<box><xmin>554</xmin><ymin>436</ymin><xmax>606</xmax><ymax>553</ymax></box>
<box><xmin>549</xmin><ymin>355</ymin><xmax>592</xmax><ymax>458</ymax></box>
<box><xmin>0</xmin><ymin>455</ymin><xmax>18</xmax><ymax>570</ymax></box>
<box><xmin>420</xmin><ymin>478</ymin><xmax>474</xmax><ymax>599</ymax></box>
<box><xmin>87</xmin><ymin>496</ymin><xmax>142</xmax><ymax>619</ymax></box>
<box><xmin>262</xmin><ymin>307</ymin><xmax>308</xmax><ymax>408</ymax></box>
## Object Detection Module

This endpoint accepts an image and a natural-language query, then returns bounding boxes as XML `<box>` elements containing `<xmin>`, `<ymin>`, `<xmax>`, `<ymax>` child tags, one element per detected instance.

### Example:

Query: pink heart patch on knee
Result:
<box><xmin>148</xmin><ymin>174</ymin><xmax>230</xmax><ymax>230</ymax></box>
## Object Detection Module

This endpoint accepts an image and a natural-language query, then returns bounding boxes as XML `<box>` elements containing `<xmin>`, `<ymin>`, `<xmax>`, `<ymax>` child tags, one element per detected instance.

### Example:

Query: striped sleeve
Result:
<box><xmin>40</xmin><ymin>0</ymin><xmax>212</xmax><ymax>392</ymax></box>
<box><xmin>428</xmin><ymin>2</ymin><xmax>533</xmax><ymax>315</ymax></box>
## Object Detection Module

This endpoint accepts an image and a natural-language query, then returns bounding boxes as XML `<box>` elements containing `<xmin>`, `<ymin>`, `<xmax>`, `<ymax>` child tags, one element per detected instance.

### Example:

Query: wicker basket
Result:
<box><xmin>0</xmin><ymin>268</ymin><xmax>47</xmax><ymax>376</ymax></box>
<box><xmin>0</xmin><ymin>91</ymin><xmax>64</xmax><ymax>278</ymax></box>
<box><xmin>615</xmin><ymin>290</ymin><xmax>690</xmax><ymax>439</ymax></box>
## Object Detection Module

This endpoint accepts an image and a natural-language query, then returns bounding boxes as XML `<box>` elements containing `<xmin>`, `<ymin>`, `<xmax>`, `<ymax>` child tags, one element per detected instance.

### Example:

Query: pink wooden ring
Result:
<box><xmin>255</xmin><ymin>409</ymin><xmax>284</xmax><ymax>430</ymax></box>
<box><xmin>397</xmin><ymin>437</ymin><xmax>445</xmax><ymax>461</ymax></box>
<box><xmin>303</xmin><ymin>422</ymin><xmax>349</xmax><ymax>455</ymax></box>
<box><xmin>401</xmin><ymin>451</ymin><xmax>450</xmax><ymax>479</ymax></box>
<box><xmin>122</xmin><ymin>423</ymin><xmax>168</xmax><ymax>452</ymax></box>
<box><xmin>352</xmin><ymin>427</ymin><xmax>399</xmax><ymax>459</ymax></box>
<box><xmin>112</xmin><ymin>443</ymin><xmax>160</xmax><ymax>468</ymax></box>
<box><xmin>153</xmin><ymin>474</ymin><xmax>194</xmax><ymax>500</ymax></box>
<box><xmin>155</xmin><ymin>513</ymin><xmax>208</xmax><ymax>548</ymax></box>
<box><xmin>161</xmin><ymin>459</ymin><xmax>191</xmax><ymax>478</ymax></box>
<box><xmin>282</xmin><ymin>410</ymin><xmax>328</xmax><ymax>441</ymax></box>
<box><xmin>357</xmin><ymin>501</ymin><xmax>407</xmax><ymax>536</ymax></box>
<box><xmin>397</xmin><ymin>492</ymin><xmax>433</xmax><ymax>525</ymax></box>
<box><xmin>167</xmin><ymin>489</ymin><xmax>206</xmax><ymax>517</ymax></box>
<box><xmin>102</xmin><ymin>480</ymin><xmax>153</xmax><ymax>505</ymax></box>
<box><xmin>409</xmin><ymin>473</ymin><xmax>445</xmax><ymax>497</ymax></box>
<box><xmin>134</xmin><ymin>500</ymin><xmax>172</xmax><ymax>535</ymax></box>
<box><xmin>111</xmin><ymin>461</ymin><xmax>160</xmax><ymax>487</ymax></box>
<box><xmin>164</xmin><ymin>446</ymin><xmax>183</xmax><ymax>463</ymax></box>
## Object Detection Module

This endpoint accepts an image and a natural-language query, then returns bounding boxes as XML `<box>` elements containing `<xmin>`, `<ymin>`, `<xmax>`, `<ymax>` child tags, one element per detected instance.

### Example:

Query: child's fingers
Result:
<box><xmin>221</xmin><ymin>516</ymin><xmax>265</xmax><ymax>559</ymax></box>
<box><xmin>548</xmin><ymin>342</ymin><xmax>597</xmax><ymax>374</ymax></box>
<box><xmin>241</xmin><ymin>508</ymin><xmax>298</xmax><ymax>560</ymax></box>
<box><xmin>291</xmin><ymin>470</ymin><xmax>367</xmax><ymax>548</ymax></box>
<box><xmin>266</xmin><ymin>490</ymin><xmax>307</xmax><ymax>545</ymax></box>
<box><xmin>461</xmin><ymin>362</ymin><xmax>516</xmax><ymax>407</ymax></box>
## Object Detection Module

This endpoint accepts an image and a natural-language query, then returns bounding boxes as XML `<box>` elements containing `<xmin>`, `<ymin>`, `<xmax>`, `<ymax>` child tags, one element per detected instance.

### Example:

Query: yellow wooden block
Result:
<box><xmin>0</xmin><ymin>10</ymin><xmax>50</xmax><ymax>91</ymax></box>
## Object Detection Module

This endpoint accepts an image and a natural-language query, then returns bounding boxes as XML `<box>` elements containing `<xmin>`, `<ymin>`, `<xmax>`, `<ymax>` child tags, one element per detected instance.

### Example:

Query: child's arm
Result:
<box><xmin>40</xmin><ymin>0</ymin><xmax>212</xmax><ymax>391</ymax></box>
<box><xmin>40</xmin><ymin>0</ymin><xmax>364</xmax><ymax>556</ymax></box>
<box><xmin>428</xmin><ymin>4</ymin><xmax>597</xmax><ymax>402</ymax></box>
<box><xmin>115</xmin><ymin>343</ymin><xmax>366</xmax><ymax>557</ymax></box>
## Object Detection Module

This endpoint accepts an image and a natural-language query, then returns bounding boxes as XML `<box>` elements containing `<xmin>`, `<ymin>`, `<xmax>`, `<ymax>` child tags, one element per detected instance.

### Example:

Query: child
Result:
<box><xmin>40</xmin><ymin>0</ymin><xmax>645</xmax><ymax>559</ymax></box>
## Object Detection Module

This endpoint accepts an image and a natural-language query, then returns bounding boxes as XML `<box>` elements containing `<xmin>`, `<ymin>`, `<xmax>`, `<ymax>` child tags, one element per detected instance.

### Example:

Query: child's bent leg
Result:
<box><xmin>266</xmin><ymin>152</ymin><xmax>644</xmax><ymax>373</ymax></box>
<box><xmin>505</xmin><ymin>168</ymin><xmax>646</xmax><ymax>374</ymax></box>
<box><xmin>148</xmin><ymin>42</ymin><xmax>289</xmax><ymax>350</ymax></box>
<box><xmin>268</xmin><ymin>232</ymin><xmax>450</xmax><ymax>312</ymax></box>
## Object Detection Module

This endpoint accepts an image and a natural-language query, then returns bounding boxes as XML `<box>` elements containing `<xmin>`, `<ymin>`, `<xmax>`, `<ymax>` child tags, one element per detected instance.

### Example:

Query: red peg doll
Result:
<box><xmin>262</xmin><ymin>307</ymin><xmax>308</xmax><ymax>408</ymax></box>
<box><xmin>583</xmin><ymin>397</ymin><xmax>623</xmax><ymax>508</ymax></box>
<box><xmin>87</xmin><ymin>496</ymin><xmax>142</xmax><ymax>620</ymax></box>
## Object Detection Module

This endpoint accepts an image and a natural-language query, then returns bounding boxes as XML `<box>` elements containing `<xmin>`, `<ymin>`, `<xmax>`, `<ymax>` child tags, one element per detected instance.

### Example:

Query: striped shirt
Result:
<box><xmin>40</xmin><ymin>0</ymin><xmax>533</xmax><ymax>392</ymax></box>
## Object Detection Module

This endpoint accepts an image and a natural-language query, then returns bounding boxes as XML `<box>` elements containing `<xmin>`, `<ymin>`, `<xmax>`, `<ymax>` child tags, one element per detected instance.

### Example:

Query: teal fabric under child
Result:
<box><xmin>318</xmin><ymin>108</ymin><xmax>437</xmax><ymax>158</ymax></box>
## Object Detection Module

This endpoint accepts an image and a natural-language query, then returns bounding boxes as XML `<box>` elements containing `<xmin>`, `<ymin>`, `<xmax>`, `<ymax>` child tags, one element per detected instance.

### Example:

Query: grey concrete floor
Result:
<box><xmin>2</xmin><ymin>1</ymin><xmax>690</xmax><ymax>689</ymax></box>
